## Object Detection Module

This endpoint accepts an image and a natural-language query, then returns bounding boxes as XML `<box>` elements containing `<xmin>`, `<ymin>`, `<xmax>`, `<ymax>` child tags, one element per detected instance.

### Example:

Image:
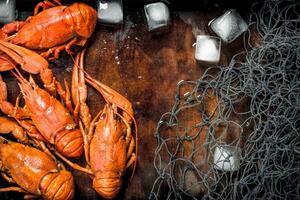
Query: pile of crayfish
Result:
<box><xmin>0</xmin><ymin>1</ymin><xmax>138</xmax><ymax>199</ymax></box>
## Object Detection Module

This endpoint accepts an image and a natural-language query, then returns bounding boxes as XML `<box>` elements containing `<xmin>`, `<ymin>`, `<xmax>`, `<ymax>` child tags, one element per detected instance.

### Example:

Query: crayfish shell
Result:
<box><xmin>54</xmin><ymin>129</ymin><xmax>83</xmax><ymax>158</ymax></box>
<box><xmin>93</xmin><ymin>171</ymin><xmax>122</xmax><ymax>199</ymax></box>
<box><xmin>40</xmin><ymin>170</ymin><xmax>74</xmax><ymax>200</ymax></box>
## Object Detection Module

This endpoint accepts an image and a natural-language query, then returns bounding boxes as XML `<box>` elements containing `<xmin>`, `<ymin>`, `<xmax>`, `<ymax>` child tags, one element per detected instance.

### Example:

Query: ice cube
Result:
<box><xmin>0</xmin><ymin>0</ymin><xmax>16</xmax><ymax>23</ymax></box>
<box><xmin>209</xmin><ymin>9</ymin><xmax>248</xmax><ymax>43</ymax></box>
<box><xmin>97</xmin><ymin>0</ymin><xmax>123</xmax><ymax>25</ymax></box>
<box><xmin>195</xmin><ymin>35</ymin><xmax>221</xmax><ymax>63</ymax></box>
<box><xmin>144</xmin><ymin>2</ymin><xmax>171</xmax><ymax>32</ymax></box>
<box><xmin>213</xmin><ymin>145</ymin><xmax>241</xmax><ymax>172</ymax></box>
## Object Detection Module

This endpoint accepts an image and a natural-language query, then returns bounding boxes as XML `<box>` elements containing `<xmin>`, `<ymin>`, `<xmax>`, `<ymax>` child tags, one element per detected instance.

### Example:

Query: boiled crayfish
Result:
<box><xmin>0</xmin><ymin>0</ymin><xmax>97</xmax><ymax>94</ymax></box>
<box><xmin>0</xmin><ymin>134</ymin><xmax>74</xmax><ymax>200</ymax></box>
<box><xmin>56</xmin><ymin>50</ymin><xmax>138</xmax><ymax>199</ymax></box>
<box><xmin>0</xmin><ymin>0</ymin><xmax>97</xmax><ymax>59</ymax></box>
<box><xmin>0</xmin><ymin>60</ymin><xmax>86</xmax><ymax>158</ymax></box>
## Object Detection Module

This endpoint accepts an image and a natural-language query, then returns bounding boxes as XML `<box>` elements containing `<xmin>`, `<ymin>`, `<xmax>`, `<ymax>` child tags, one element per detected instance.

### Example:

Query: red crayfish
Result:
<box><xmin>0</xmin><ymin>44</ymin><xmax>91</xmax><ymax>158</ymax></box>
<box><xmin>0</xmin><ymin>0</ymin><xmax>97</xmax><ymax>94</ymax></box>
<box><xmin>0</xmin><ymin>119</ymin><xmax>74</xmax><ymax>200</ymax></box>
<box><xmin>1</xmin><ymin>0</ymin><xmax>97</xmax><ymax>59</ymax></box>
<box><xmin>56</xmin><ymin>50</ymin><xmax>138</xmax><ymax>199</ymax></box>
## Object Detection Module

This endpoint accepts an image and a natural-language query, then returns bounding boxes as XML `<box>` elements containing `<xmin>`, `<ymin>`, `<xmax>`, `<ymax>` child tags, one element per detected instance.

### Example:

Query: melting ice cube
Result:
<box><xmin>144</xmin><ymin>2</ymin><xmax>171</xmax><ymax>32</ymax></box>
<box><xmin>0</xmin><ymin>0</ymin><xmax>16</xmax><ymax>23</ymax></box>
<box><xmin>195</xmin><ymin>35</ymin><xmax>221</xmax><ymax>63</ymax></box>
<box><xmin>97</xmin><ymin>0</ymin><xmax>123</xmax><ymax>25</ymax></box>
<box><xmin>209</xmin><ymin>9</ymin><xmax>248</xmax><ymax>43</ymax></box>
<box><xmin>213</xmin><ymin>145</ymin><xmax>241</xmax><ymax>172</ymax></box>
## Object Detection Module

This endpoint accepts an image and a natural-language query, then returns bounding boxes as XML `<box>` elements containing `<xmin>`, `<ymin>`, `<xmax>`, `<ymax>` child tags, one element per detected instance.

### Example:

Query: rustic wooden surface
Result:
<box><xmin>0</xmin><ymin>10</ymin><xmax>249</xmax><ymax>200</ymax></box>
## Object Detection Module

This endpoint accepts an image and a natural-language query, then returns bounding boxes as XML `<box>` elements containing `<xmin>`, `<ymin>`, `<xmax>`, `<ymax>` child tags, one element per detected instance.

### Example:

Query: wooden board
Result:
<box><xmin>0</xmin><ymin>11</ymin><xmax>249</xmax><ymax>200</ymax></box>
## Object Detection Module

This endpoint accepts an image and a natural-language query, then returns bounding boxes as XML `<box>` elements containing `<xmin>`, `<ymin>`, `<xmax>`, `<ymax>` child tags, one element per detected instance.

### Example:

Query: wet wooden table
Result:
<box><xmin>1</xmin><ymin>10</ymin><xmax>249</xmax><ymax>200</ymax></box>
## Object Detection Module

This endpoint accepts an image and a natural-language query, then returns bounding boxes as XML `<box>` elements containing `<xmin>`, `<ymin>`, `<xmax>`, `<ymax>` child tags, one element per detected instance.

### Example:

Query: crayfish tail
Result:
<box><xmin>54</xmin><ymin>129</ymin><xmax>83</xmax><ymax>158</ymax></box>
<box><xmin>40</xmin><ymin>170</ymin><xmax>74</xmax><ymax>200</ymax></box>
<box><xmin>93</xmin><ymin>171</ymin><xmax>122</xmax><ymax>199</ymax></box>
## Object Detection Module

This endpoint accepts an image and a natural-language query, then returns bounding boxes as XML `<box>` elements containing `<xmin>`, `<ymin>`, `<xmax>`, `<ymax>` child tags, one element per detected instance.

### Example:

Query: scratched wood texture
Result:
<box><xmin>0</xmin><ymin>10</ymin><xmax>251</xmax><ymax>200</ymax></box>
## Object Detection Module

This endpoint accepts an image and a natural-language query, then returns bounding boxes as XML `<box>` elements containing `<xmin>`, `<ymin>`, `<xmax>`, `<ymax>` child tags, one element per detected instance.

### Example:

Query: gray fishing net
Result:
<box><xmin>149</xmin><ymin>0</ymin><xmax>300</xmax><ymax>199</ymax></box>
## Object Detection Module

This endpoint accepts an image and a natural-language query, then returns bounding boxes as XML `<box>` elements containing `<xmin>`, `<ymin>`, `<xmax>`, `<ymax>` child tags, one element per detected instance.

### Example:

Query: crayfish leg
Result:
<box><xmin>54</xmin><ymin>150</ymin><xmax>93</xmax><ymax>175</ymax></box>
<box><xmin>31</xmin><ymin>138</ymin><xmax>57</xmax><ymax>161</ymax></box>
<box><xmin>116</xmin><ymin>111</ymin><xmax>134</xmax><ymax>151</ymax></box>
<box><xmin>79</xmin><ymin>121</ymin><xmax>90</xmax><ymax>165</ymax></box>
<box><xmin>0</xmin><ymin>75</ymin><xmax>30</xmax><ymax>119</ymax></box>
<box><xmin>34</xmin><ymin>1</ymin><xmax>59</xmax><ymax>15</ymax></box>
<box><xmin>0</xmin><ymin>186</ymin><xmax>27</xmax><ymax>193</ymax></box>
<box><xmin>126</xmin><ymin>153</ymin><xmax>136</xmax><ymax>169</ymax></box>
<box><xmin>1</xmin><ymin>173</ymin><xmax>16</xmax><ymax>184</ymax></box>
<box><xmin>24</xmin><ymin>194</ymin><xmax>40</xmax><ymax>199</ymax></box>
<box><xmin>87</xmin><ymin>110</ymin><xmax>103</xmax><ymax>144</ymax></box>
<box><xmin>127</xmin><ymin>136</ymin><xmax>135</xmax><ymax>159</ymax></box>
<box><xmin>116</xmin><ymin>111</ymin><xmax>137</xmax><ymax>180</ymax></box>
<box><xmin>85</xmin><ymin>74</ymin><xmax>135</xmax><ymax>123</ymax></box>
<box><xmin>33</xmin><ymin>0</ymin><xmax>63</xmax><ymax>15</ymax></box>
<box><xmin>56</xmin><ymin>79</ymin><xmax>73</xmax><ymax>113</ymax></box>
<box><xmin>71</xmin><ymin>50</ymin><xmax>91</xmax><ymax>130</ymax></box>
<box><xmin>40</xmin><ymin>37</ymin><xmax>77</xmax><ymax>59</ymax></box>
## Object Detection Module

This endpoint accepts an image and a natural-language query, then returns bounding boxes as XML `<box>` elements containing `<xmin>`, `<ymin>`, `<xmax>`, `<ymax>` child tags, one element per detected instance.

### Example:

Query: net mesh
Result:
<box><xmin>149</xmin><ymin>1</ymin><xmax>300</xmax><ymax>199</ymax></box>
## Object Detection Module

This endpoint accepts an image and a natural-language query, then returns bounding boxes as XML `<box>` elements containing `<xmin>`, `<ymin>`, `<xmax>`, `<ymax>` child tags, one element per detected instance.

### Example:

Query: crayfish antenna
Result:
<box><xmin>29</xmin><ymin>75</ymin><xmax>38</xmax><ymax>87</ymax></box>
<box><xmin>130</xmin><ymin>118</ymin><xmax>138</xmax><ymax>181</ymax></box>
<box><xmin>11</xmin><ymin>69</ymin><xmax>32</xmax><ymax>100</ymax></box>
<box><xmin>10</xmin><ymin>67</ymin><xmax>28</xmax><ymax>85</ymax></box>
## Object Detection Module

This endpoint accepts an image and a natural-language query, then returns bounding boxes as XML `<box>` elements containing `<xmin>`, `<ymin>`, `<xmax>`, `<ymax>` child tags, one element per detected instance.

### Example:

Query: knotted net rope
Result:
<box><xmin>149</xmin><ymin>1</ymin><xmax>300</xmax><ymax>199</ymax></box>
